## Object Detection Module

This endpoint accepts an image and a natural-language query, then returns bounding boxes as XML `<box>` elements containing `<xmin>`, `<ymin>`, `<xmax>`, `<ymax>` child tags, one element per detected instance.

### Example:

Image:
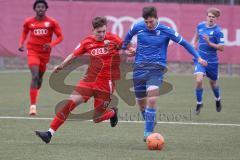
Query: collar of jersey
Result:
<box><xmin>152</xmin><ymin>22</ymin><xmax>160</xmax><ymax>30</ymax></box>
<box><xmin>204</xmin><ymin>22</ymin><xmax>217</xmax><ymax>28</ymax></box>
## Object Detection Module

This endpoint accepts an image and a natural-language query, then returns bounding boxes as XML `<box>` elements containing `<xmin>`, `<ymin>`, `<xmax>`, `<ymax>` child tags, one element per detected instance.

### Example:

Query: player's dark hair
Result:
<box><xmin>207</xmin><ymin>7</ymin><xmax>221</xmax><ymax>18</ymax></box>
<box><xmin>33</xmin><ymin>0</ymin><xmax>49</xmax><ymax>10</ymax></box>
<box><xmin>92</xmin><ymin>17</ymin><xmax>107</xmax><ymax>29</ymax></box>
<box><xmin>142</xmin><ymin>6</ymin><xmax>158</xmax><ymax>19</ymax></box>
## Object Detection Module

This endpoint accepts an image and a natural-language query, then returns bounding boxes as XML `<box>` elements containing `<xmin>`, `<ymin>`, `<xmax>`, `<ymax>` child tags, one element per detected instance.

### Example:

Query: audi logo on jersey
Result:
<box><xmin>33</xmin><ymin>29</ymin><xmax>48</xmax><ymax>35</ymax></box>
<box><xmin>90</xmin><ymin>47</ymin><xmax>109</xmax><ymax>56</ymax></box>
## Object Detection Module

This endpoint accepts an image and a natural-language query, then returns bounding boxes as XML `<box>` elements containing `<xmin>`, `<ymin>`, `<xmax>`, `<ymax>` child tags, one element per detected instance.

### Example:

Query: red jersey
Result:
<box><xmin>73</xmin><ymin>32</ymin><xmax>122</xmax><ymax>81</ymax></box>
<box><xmin>19</xmin><ymin>16</ymin><xmax>63</xmax><ymax>52</ymax></box>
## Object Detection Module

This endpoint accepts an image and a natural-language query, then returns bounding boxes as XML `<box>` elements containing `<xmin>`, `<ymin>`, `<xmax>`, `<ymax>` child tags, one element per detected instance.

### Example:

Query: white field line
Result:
<box><xmin>0</xmin><ymin>116</ymin><xmax>240</xmax><ymax>127</ymax></box>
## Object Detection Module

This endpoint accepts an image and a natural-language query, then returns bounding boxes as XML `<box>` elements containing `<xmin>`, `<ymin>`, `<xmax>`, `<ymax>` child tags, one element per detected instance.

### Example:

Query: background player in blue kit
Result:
<box><xmin>122</xmin><ymin>6</ymin><xmax>208</xmax><ymax>141</ymax></box>
<box><xmin>193</xmin><ymin>8</ymin><xmax>224</xmax><ymax>115</ymax></box>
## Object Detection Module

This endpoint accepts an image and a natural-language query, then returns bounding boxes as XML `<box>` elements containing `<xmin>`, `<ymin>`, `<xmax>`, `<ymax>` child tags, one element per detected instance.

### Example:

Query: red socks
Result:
<box><xmin>50</xmin><ymin>100</ymin><xmax>76</xmax><ymax>131</ymax></box>
<box><xmin>30</xmin><ymin>87</ymin><xmax>39</xmax><ymax>105</ymax></box>
<box><xmin>49</xmin><ymin>99</ymin><xmax>116</xmax><ymax>131</ymax></box>
<box><xmin>93</xmin><ymin>109</ymin><xmax>115</xmax><ymax>123</ymax></box>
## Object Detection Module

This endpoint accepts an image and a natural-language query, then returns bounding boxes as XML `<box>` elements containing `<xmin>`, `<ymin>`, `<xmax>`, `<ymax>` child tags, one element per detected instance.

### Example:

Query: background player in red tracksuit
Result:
<box><xmin>18</xmin><ymin>0</ymin><xmax>63</xmax><ymax>115</ymax></box>
<box><xmin>35</xmin><ymin>16</ymin><xmax>122</xmax><ymax>143</ymax></box>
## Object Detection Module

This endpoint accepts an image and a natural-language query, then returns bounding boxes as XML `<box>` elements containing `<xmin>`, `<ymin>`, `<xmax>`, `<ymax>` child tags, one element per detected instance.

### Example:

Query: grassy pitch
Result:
<box><xmin>0</xmin><ymin>71</ymin><xmax>240</xmax><ymax>160</ymax></box>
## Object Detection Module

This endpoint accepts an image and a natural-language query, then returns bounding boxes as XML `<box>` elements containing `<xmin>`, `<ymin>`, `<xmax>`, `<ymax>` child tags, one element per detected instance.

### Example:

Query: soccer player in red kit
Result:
<box><xmin>35</xmin><ymin>16</ymin><xmax>123</xmax><ymax>143</ymax></box>
<box><xmin>18</xmin><ymin>0</ymin><xmax>63</xmax><ymax>115</ymax></box>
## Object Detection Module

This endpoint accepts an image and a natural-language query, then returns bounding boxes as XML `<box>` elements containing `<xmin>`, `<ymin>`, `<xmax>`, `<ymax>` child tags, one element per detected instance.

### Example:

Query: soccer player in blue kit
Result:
<box><xmin>122</xmin><ymin>6</ymin><xmax>208</xmax><ymax>141</ymax></box>
<box><xmin>193</xmin><ymin>8</ymin><xmax>224</xmax><ymax>115</ymax></box>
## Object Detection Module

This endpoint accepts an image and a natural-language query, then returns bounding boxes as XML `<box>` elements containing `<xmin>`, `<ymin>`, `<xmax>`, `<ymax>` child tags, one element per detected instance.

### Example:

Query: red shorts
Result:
<box><xmin>27</xmin><ymin>49</ymin><xmax>50</xmax><ymax>72</ymax></box>
<box><xmin>75</xmin><ymin>79</ymin><xmax>115</xmax><ymax>110</ymax></box>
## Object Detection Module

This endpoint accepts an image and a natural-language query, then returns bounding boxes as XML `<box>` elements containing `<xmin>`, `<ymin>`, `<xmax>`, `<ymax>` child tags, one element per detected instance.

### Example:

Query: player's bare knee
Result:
<box><xmin>196</xmin><ymin>77</ymin><xmax>203</xmax><ymax>87</ymax></box>
<box><xmin>147</xmin><ymin>86</ymin><xmax>159</xmax><ymax>97</ymax></box>
<box><xmin>69</xmin><ymin>93</ymin><xmax>84</xmax><ymax>105</ymax></box>
<box><xmin>147</xmin><ymin>97</ymin><xmax>158</xmax><ymax>107</ymax></box>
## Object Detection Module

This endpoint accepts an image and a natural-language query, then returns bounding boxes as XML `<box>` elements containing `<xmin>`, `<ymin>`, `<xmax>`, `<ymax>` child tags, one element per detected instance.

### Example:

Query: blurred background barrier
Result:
<box><xmin>0</xmin><ymin>0</ymin><xmax>239</xmax><ymax>75</ymax></box>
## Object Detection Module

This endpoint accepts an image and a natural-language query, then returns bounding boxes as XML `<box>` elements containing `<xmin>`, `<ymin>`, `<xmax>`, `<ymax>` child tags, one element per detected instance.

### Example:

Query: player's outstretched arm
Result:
<box><xmin>179</xmin><ymin>38</ymin><xmax>208</xmax><ymax>66</ymax></box>
<box><xmin>122</xmin><ymin>23</ymin><xmax>138</xmax><ymax>50</ymax></box>
<box><xmin>53</xmin><ymin>53</ymin><xmax>76</xmax><ymax>73</ymax></box>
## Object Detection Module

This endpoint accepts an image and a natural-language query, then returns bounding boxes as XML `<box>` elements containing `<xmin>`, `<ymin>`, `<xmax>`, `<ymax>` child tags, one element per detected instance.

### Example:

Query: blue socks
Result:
<box><xmin>195</xmin><ymin>88</ymin><xmax>203</xmax><ymax>104</ymax></box>
<box><xmin>144</xmin><ymin>108</ymin><xmax>156</xmax><ymax>137</ymax></box>
<box><xmin>212</xmin><ymin>86</ymin><xmax>220</xmax><ymax>100</ymax></box>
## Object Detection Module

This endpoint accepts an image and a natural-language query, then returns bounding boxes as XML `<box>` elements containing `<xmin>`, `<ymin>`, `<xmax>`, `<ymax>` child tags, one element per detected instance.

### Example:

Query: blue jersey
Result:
<box><xmin>123</xmin><ymin>21</ymin><xmax>199</xmax><ymax>67</ymax></box>
<box><xmin>197</xmin><ymin>21</ymin><xmax>224</xmax><ymax>63</ymax></box>
<box><xmin>122</xmin><ymin>21</ymin><xmax>184</xmax><ymax>67</ymax></box>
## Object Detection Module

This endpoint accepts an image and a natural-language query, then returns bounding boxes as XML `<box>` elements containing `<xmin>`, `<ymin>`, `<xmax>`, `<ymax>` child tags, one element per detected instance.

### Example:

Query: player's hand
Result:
<box><xmin>127</xmin><ymin>45</ymin><xmax>136</xmax><ymax>56</ymax></box>
<box><xmin>120</xmin><ymin>46</ymin><xmax>136</xmax><ymax>57</ymax></box>
<box><xmin>53</xmin><ymin>64</ymin><xmax>63</xmax><ymax>73</ymax></box>
<box><xmin>18</xmin><ymin>45</ymin><xmax>24</xmax><ymax>52</ymax></box>
<box><xmin>203</xmin><ymin>34</ymin><xmax>210</xmax><ymax>44</ymax></box>
<box><xmin>198</xmin><ymin>57</ymin><xmax>208</xmax><ymax>66</ymax></box>
<box><xmin>120</xmin><ymin>49</ymin><xmax>135</xmax><ymax>57</ymax></box>
<box><xmin>43</xmin><ymin>43</ymin><xmax>51</xmax><ymax>51</ymax></box>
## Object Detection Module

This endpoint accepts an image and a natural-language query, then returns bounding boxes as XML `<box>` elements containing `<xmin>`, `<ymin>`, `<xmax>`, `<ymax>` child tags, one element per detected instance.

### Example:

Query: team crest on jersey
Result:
<box><xmin>156</xmin><ymin>30</ymin><xmax>161</xmax><ymax>36</ymax></box>
<box><xmin>44</xmin><ymin>22</ymin><xmax>50</xmax><ymax>27</ymax></box>
<box><xmin>104</xmin><ymin>40</ymin><xmax>110</xmax><ymax>45</ymax></box>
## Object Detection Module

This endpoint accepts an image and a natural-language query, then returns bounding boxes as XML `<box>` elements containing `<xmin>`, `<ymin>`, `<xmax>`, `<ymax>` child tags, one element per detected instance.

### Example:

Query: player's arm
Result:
<box><xmin>179</xmin><ymin>39</ymin><xmax>207</xmax><ymax>66</ymax></box>
<box><xmin>192</xmin><ymin>32</ymin><xmax>199</xmax><ymax>50</ymax></box>
<box><xmin>203</xmin><ymin>33</ymin><xmax>224</xmax><ymax>52</ymax></box>
<box><xmin>165</xmin><ymin>28</ymin><xmax>207</xmax><ymax>66</ymax></box>
<box><xmin>121</xmin><ymin>24</ymin><xmax>138</xmax><ymax>53</ymax></box>
<box><xmin>18</xmin><ymin>21</ymin><xmax>29</xmax><ymax>52</ymax></box>
<box><xmin>53</xmin><ymin>53</ymin><xmax>76</xmax><ymax>73</ymax></box>
<box><xmin>44</xmin><ymin>21</ymin><xmax>64</xmax><ymax>51</ymax></box>
<box><xmin>54</xmin><ymin>42</ymin><xmax>85</xmax><ymax>73</ymax></box>
<box><xmin>123</xmin><ymin>43</ymin><xmax>136</xmax><ymax>57</ymax></box>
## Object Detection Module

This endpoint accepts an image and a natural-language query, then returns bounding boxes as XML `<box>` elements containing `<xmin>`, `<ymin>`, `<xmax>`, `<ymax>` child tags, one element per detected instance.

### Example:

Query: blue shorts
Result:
<box><xmin>133</xmin><ymin>69</ymin><xmax>164</xmax><ymax>99</ymax></box>
<box><xmin>194</xmin><ymin>62</ymin><xmax>219</xmax><ymax>81</ymax></box>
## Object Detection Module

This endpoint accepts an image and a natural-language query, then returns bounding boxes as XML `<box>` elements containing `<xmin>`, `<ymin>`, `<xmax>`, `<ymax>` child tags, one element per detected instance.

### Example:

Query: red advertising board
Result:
<box><xmin>0</xmin><ymin>0</ymin><xmax>239</xmax><ymax>64</ymax></box>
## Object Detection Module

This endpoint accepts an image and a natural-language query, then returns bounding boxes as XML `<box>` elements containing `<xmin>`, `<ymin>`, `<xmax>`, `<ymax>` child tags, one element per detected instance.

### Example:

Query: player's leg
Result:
<box><xmin>206</xmin><ymin>63</ymin><xmax>222</xmax><ymax>112</ymax></box>
<box><xmin>28</xmin><ymin>54</ymin><xmax>41</xmax><ymax>115</ymax></box>
<box><xmin>194</xmin><ymin>63</ymin><xmax>206</xmax><ymax>115</ymax></box>
<box><xmin>37</xmin><ymin>60</ymin><xmax>47</xmax><ymax>89</ymax></box>
<box><xmin>36</xmin><ymin>53</ymin><xmax>50</xmax><ymax>89</ymax></box>
<box><xmin>133</xmin><ymin>77</ymin><xmax>147</xmax><ymax>119</ymax></box>
<box><xmin>93</xmin><ymin>99</ymin><xmax>117</xmax><ymax>125</ymax></box>
<box><xmin>93</xmin><ymin>80</ymin><xmax>118</xmax><ymax>127</ymax></box>
<box><xmin>143</xmin><ymin>74</ymin><xmax>163</xmax><ymax>141</ymax></box>
<box><xmin>28</xmin><ymin>53</ymin><xmax>49</xmax><ymax>115</ymax></box>
<box><xmin>35</xmin><ymin>81</ymin><xmax>93</xmax><ymax>143</ymax></box>
<box><xmin>137</xmin><ymin>98</ymin><xmax>147</xmax><ymax>120</ymax></box>
<box><xmin>50</xmin><ymin>91</ymin><xmax>85</xmax><ymax>131</ymax></box>
<box><xmin>35</xmin><ymin>91</ymin><xmax>85</xmax><ymax>143</ymax></box>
